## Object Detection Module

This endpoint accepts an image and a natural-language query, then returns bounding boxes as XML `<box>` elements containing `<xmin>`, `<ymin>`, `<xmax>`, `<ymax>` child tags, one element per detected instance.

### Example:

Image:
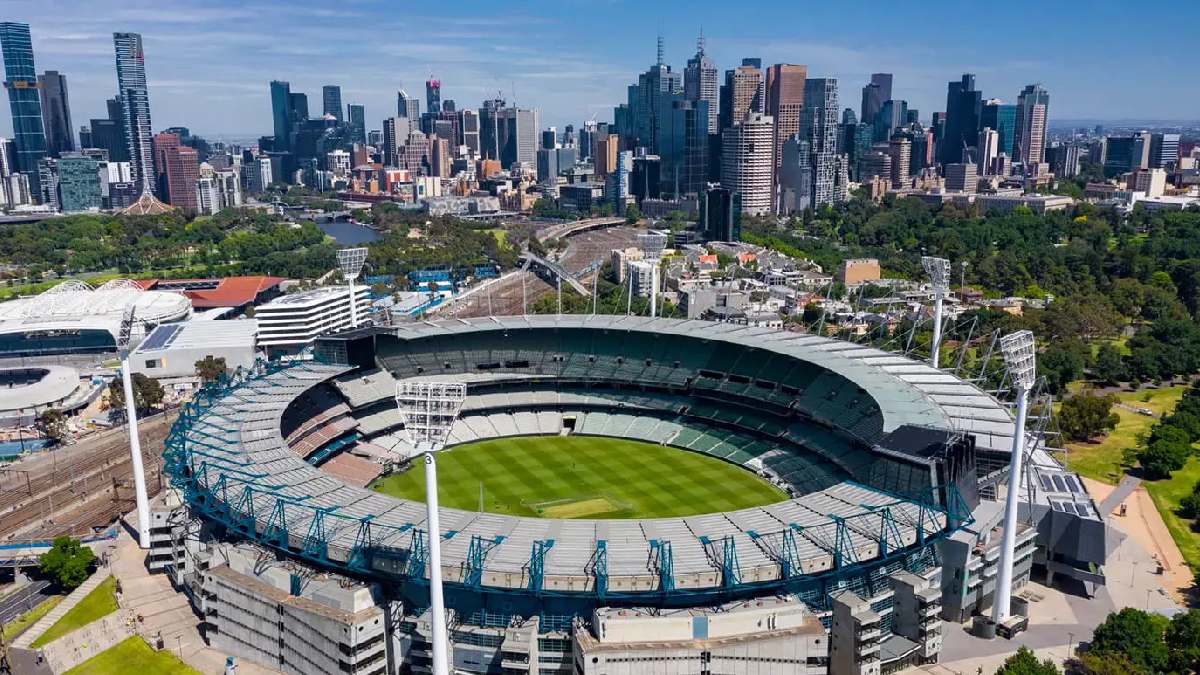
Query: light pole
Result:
<box><xmin>992</xmin><ymin>330</ymin><xmax>1036</xmax><ymax>625</ymax></box>
<box><xmin>335</xmin><ymin>248</ymin><xmax>368</xmax><ymax>329</ymax></box>
<box><xmin>395</xmin><ymin>381</ymin><xmax>467</xmax><ymax>675</ymax></box>
<box><xmin>922</xmin><ymin>256</ymin><xmax>951</xmax><ymax>369</ymax></box>
<box><xmin>116</xmin><ymin>306</ymin><xmax>150</xmax><ymax>549</ymax></box>
<box><xmin>638</xmin><ymin>232</ymin><xmax>667</xmax><ymax>318</ymax></box>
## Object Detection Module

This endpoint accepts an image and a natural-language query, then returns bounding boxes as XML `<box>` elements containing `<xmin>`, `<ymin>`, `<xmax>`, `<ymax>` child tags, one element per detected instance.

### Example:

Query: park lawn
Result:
<box><xmin>63</xmin><ymin>636</ymin><xmax>200</xmax><ymax>675</ymax></box>
<box><xmin>1064</xmin><ymin>386</ymin><xmax>1186</xmax><ymax>484</ymax></box>
<box><xmin>371</xmin><ymin>435</ymin><xmax>787</xmax><ymax>519</ymax></box>
<box><xmin>1</xmin><ymin>594</ymin><xmax>65</xmax><ymax>642</ymax></box>
<box><xmin>1145</xmin><ymin>456</ymin><xmax>1200</xmax><ymax>573</ymax></box>
<box><xmin>30</xmin><ymin>576</ymin><xmax>119</xmax><ymax>648</ymax></box>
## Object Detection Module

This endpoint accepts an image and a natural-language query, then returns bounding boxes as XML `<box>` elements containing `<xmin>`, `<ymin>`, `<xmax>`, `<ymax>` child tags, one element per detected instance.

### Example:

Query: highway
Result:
<box><xmin>0</xmin><ymin>579</ymin><xmax>53</xmax><ymax>624</ymax></box>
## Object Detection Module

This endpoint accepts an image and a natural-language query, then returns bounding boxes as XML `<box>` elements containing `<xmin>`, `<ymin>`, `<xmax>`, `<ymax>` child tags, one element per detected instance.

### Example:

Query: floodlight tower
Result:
<box><xmin>992</xmin><ymin>329</ymin><xmax>1036</xmax><ymax>625</ymax></box>
<box><xmin>336</xmin><ymin>247</ymin><xmax>369</xmax><ymax>329</ymax></box>
<box><xmin>116</xmin><ymin>306</ymin><xmax>151</xmax><ymax>548</ymax></box>
<box><xmin>395</xmin><ymin>381</ymin><xmax>467</xmax><ymax>675</ymax></box>
<box><xmin>922</xmin><ymin>256</ymin><xmax>951</xmax><ymax>369</ymax></box>
<box><xmin>637</xmin><ymin>232</ymin><xmax>667</xmax><ymax>317</ymax></box>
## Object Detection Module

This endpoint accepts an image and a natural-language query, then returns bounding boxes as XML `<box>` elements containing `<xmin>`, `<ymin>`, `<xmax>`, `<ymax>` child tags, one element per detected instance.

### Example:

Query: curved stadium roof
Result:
<box><xmin>0</xmin><ymin>279</ymin><xmax>192</xmax><ymax>338</ymax></box>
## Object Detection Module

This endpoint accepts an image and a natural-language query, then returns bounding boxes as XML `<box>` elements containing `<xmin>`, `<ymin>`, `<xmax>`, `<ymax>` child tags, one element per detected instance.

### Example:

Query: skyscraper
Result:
<box><xmin>346</xmin><ymin>104</ymin><xmax>366</xmax><ymax>145</ymax></box>
<box><xmin>980</xmin><ymin>99</ymin><xmax>1016</xmax><ymax>159</ymax></box>
<box><xmin>720</xmin><ymin>63</ymin><xmax>763</xmax><ymax>130</ymax></box>
<box><xmin>425</xmin><ymin>78</ymin><xmax>441</xmax><ymax>114</ymax></box>
<box><xmin>624</xmin><ymin>37</ymin><xmax>682</xmax><ymax>153</ymax></box>
<box><xmin>0</xmin><ymin>22</ymin><xmax>48</xmax><ymax>194</ymax></box>
<box><xmin>1149</xmin><ymin>133</ymin><xmax>1181</xmax><ymax>170</ymax></box>
<box><xmin>799</xmin><ymin>78</ymin><xmax>843</xmax><ymax>207</ymax></box>
<box><xmin>322</xmin><ymin>85</ymin><xmax>342</xmax><ymax>121</ymax></box>
<box><xmin>720</xmin><ymin>112</ymin><xmax>773</xmax><ymax>215</ymax></box>
<box><xmin>659</xmin><ymin>98</ymin><xmax>710</xmax><ymax>196</ymax></box>
<box><xmin>153</xmin><ymin>131</ymin><xmax>198</xmax><ymax>210</ymax></box>
<box><xmin>765</xmin><ymin>63</ymin><xmax>806</xmax><ymax>182</ymax></box>
<box><xmin>38</xmin><ymin>70</ymin><xmax>73</xmax><ymax>156</ymax></box>
<box><xmin>684</xmin><ymin>34</ymin><xmax>719</xmax><ymax>135</ymax></box>
<box><xmin>498</xmin><ymin>107</ymin><xmax>538</xmax><ymax>169</ymax></box>
<box><xmin>57</xmin><ymin>153</ymin><xmax>101</xmax><ymax>212</ymax></box>
<box><xmin>1014</xmin><ymin>84</ymin><xmax>1049</xmax><ymax>168</ymax></box>
<box><xmin>888</xmin><ymin>136</ymin><xmax>911</xmax><ymax>185</ymax></box>
<box><xmin>860</xmin><ymin>73</ymin><xmax>892</xmax><ymax>128</ymax></box>
<box><xmin>270</xmin><ymin>80</ymin><xmax>291</xmax><ymax>150</ymax></box>
<box><xmin>459</xmin><ymin>108</ymin><xmax>480</xmax><ymax>156</ymax></box>
<box><xmin>939</xmin><ymin>74</ymin><xmax>982</xmax><ymax>166</ymax></box>
<box><xmin>114</xmin><ymin>32</ymin><xmax>155</xmax><ymax>194</ymax></box>
<box><xmin>397</xmin><ymin>89</ymin><xmax>420</xmax><ymax>120</ymax></box>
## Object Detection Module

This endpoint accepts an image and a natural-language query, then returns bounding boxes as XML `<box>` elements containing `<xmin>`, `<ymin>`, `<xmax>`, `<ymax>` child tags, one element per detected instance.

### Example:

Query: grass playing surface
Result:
<box><xmin>369</xmin><ymin>435</ymin><xmax>787</xmax><ymax>519</ymax></box>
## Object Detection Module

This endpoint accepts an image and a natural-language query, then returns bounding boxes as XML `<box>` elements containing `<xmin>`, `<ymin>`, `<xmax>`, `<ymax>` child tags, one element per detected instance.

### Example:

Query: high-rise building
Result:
<box><xmin>459</xmin><ymin>109</ymin><xmax>480</xmax><ymax>156</ymax></box>
<box><xmin>720</xmin><ymin>63</ymin><xmax>763</xmax><ymax>130</ymax></box>
<box><xmin>593</xmin><ymin>133</ymin><xmax>618</xmax><ymax>179</ymax></box>
<box><xmin>874</xmin><ymin>99</ymin><xmax>907</xmax><ymax>142</ymax></box>
<box><xmin>623</xmin><ymin>38</ymin><xmax>683</xmax><ymax>153</ymax></box>
<box><xmin>478</xmin><ymin>98</ymin><xmax>504</xmax><ymax>161</ymax></box>
<box><xmin>0</xmin><ymin>22</ymin><xmax>48</xmax><ymax>195</ymax></box>
<box><xmin>322</xmin><ymin>85</ymin><xmax>342</xmax><ymax>121</ymax></box>
<box><xmin>799</xmin><ymin>78</ymin><xmax>843</xmax><ymax>207</ymax></box>
<box><xmin>1014</xmin><ymin>84</ymin><xmax>1049</xmax><ymax>167</ymax></box>
<box><xmin>397</xmin><ymin>89</ymin><xmax>420</xmax><ymax>120</ymax></box>
<box><xmin>346</xmin><ymin>104</ymin><xmax>366</xmax><ymax>145</ymax></box>
<box><xmin>608</xmin><ymin>150</ymin><xmax>632</xmax><ymax>214</ymax></box>
<box><xmin>498</xmin><ymin>107</ymin><xmax>538</xmax><ymax>169</ymax></box>
<box><xmin>765</xmin><ymin>63</ymin><xmax>806</xmax><ymax>184</ymax></box>
<box><xmin>1103</xmin><ymin>135</ymin><xmax>1136</xmax><ymax>176</ymax></box>
<box><xmin>541</xmin><ymin>127</ymin><xmax>558</xmax><ymax>150</ymax></box>
<box><xmin>977</xmin><ymin>128</ymin><xmax>999</xmax><ymax>176</ymax></box>
<box><xmin>888</xmin><ymin>136</ymin><xmax>911</xmax><ymax>186</ymax></box>
<box><xmin>939</xmin><ymin>74</ymin><xmax>982</xmax><ymax>166</ymax></box>
<box><xmin>659</xmin><ymin>98</ymin><xmax>710</xmax><ymax>197</ymax></box>
<box><xmin>980</xmin><ymin>100</ymin><xmax>1016</xmax><ymax>160</ymax></box>
<box><xmin>0</xmin><ymin>136</ymin><xmax>15</xmax><ymax>176</ymax></box>
<box><xmin>38</xmin><ymin>70</ymin><xmax>73</xmax><ymax>156</ymax></box>
<box><xmin>945</xmin><ymin>162</ymin><xmax>977</xmax><ymax>193</ymax></box>
<box><xmin>777</xmin><ymin>136</ymin><xmax>811</xmax><ymax>213</ymax></box>
<box><xmin>153</xmin><ymin>131</ymin><xmax>199</xmax><ymax>210</ymax></box>
<box><xmin>114</xmin><ymin>32</ymin><xmax>156</xmax><ymax>194</ymax></box>
<box><xmin>1149</xmin><ymin>132</ymin><xmax>1181</xmax><ymax>170</ymax></box>
<box><xmin>684</xmin><ymin>34</ymin><xmax>719</xmax><ymax>135</ymax></box>
<box><xmin>720</xmin><ymin>112</ymin><xmax>773</xmax><ymax>215</ymax></box>
<box><xmin>37</xmin><ymin>157</ymin><xmax>58</xmax><ymax>209</ymax></box>
<box><xmin>425</xmin><ymin>78</ymin><xmax>441</xmax><ymax>114</ymax></box>
<box><xmin>860</xmin><ymin>73</ymin><xmax>892</xmax><ymax>124</ymax></box>
<box><xmin>57</xmin><ymin>153</ymin><xmax>101</xmax><ymax>211</ymax></box>
<box><xmin>270</xmin><ymin>80</ymin><xmax>292</xmax><ymax>150</ymax></box>
<box><xmin>700</xmin><ymin>184</ymin><xmax>741</xmax><ymax>241</ymax></box>
<box><xmin>381</xmin><ymin>116</ymin><xmax>412</xmax><ymax>167</ymax></box>
<box><xmin>630</xmin><ymin>153</ymin><xmax>661</xmax><ymax>203</ymax></box>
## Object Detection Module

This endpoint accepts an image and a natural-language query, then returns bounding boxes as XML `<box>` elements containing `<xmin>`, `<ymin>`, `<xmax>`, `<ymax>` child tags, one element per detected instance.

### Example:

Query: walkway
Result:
<box><xmin>1099</xmin><ymin>475</ymin><xmax>1142</xmax><ymax>517</ymax></box>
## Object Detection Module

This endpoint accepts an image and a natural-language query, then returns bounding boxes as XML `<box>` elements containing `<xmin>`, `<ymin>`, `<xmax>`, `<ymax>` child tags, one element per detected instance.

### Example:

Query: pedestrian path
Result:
<box><xmin>12</xmin><ymin>569</ymin><xmax>111</xmax><ymax>649</ymax></box>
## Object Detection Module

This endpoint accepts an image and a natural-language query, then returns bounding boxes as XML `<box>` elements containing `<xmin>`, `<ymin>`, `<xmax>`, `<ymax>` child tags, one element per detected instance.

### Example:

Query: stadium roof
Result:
<box><xmin>0</xmin><ymin>279</ymin><xmax>192</xmax><ymax>338</ymax></box>
<box><xmin>135</xmin><ymin>276</ymin><xmax>286</xmax><ymax>308</ymax></box>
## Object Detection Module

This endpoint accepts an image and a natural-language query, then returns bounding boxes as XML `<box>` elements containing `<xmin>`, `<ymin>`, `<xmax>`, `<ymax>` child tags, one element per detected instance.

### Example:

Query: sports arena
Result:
<box><xmin>159</xmin><ymin>316</ymin><xmax>1104</xmax><ymax>675</ymax></box>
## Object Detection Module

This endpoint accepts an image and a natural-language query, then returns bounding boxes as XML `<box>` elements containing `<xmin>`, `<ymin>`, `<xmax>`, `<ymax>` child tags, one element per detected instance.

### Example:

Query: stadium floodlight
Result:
<box><xmin>922</xmin><ymin>256</ymin><xmax>951</xmax><ymax>368</ymax></box>
<box><xmin>637</xmin><ymin>232</ymin><xmax>668</xmax><ymax>317</ymax></box>
<box><xmin>116</xmin><ymin>305</ymin><xmax>151</xmax><ymax>549</ymax></box>
<box><xmin>992</xmin><ymin>329</ymin><xmax>1036</xmax><ymax>625</ymax></box>
<box><xmin>336</xmin><ymin>247</ymin><xmax>369</xmax><ymax>329</ymax></box>
<box><xmin>394</xmin><ymin>381</ymin><xmax>466</xmax><ymax>675</ymax></box>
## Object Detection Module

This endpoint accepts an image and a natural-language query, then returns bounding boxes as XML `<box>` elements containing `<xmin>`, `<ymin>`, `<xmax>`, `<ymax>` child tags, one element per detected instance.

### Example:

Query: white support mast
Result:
<box><xmin>992</xmin><ymin>329</ymin><xmax>1036</xmax><ymax>624</ymax></box>
<box><xmin>394</xmin><ymin>381</ymin><xmax>467</xmax><ymax>675</ymax></box>
<box><xmin>922</xmin><ymin>256</ymin><xmax>951</xmax><ymax>369</ymax></box>
<box><xmin>336</xmin><ymin>247</ymin><xmax>368</xmax><ymax>329</ymax></box>
<box><xmin>117</xmin><ymin>306</ymin><xmax>150</xmax><ymax>548</ymax></box>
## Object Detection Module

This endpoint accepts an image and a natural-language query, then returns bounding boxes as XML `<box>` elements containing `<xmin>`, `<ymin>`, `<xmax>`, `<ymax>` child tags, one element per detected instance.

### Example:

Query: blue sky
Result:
<box><xmin>1</xmin><ymin>0</ymin><xmax>1196</xmax><ymax>139</ymax></box>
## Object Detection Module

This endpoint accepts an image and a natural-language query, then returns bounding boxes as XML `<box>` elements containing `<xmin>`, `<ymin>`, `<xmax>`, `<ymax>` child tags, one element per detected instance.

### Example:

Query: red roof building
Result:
<box><xmin>136</xmin><ymin>276</ymin><xmax>286</xmax><ymax>310</ymax></box>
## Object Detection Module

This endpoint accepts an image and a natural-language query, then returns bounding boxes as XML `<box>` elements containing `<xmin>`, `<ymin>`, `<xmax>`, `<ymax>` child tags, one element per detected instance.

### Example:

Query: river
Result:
<box><xmin>318</xmin><ymin>218</ymin><xmax>380</xmax><ymax>245</ymax></box>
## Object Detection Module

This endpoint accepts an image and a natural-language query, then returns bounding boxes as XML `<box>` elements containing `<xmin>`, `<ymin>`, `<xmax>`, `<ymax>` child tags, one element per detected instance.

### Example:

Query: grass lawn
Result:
<box><xmin>30</xmin><ymin>576</ymin><xmax>119</xmax><ymax>648</ymax></box>
<box><xmin>63</xmin><ymin>636</ymin><xmax>200</xmax><ymax>675</ymax></box>
<box><xmin>1063</xmin><ymin>386</ymin><xmax>1186</xmax><ymax>484</ymax></box>
<box><xmin>1</xmin><ymin>594</ymin><xmax>65</xmax><ymax>642</ymax></box>
<box><xmin>1145</xmin><ymin>456</ymin><xmax>1200</xmax><ymax>572</ymax></box>
<box><xmin>370</xmin><ymin>435</ymin><xmax>787</xmax><ymax>519</ymax></box>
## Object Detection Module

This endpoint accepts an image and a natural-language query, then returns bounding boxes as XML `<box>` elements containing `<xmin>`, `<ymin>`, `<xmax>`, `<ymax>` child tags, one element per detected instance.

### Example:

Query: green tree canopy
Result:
<box><xmin>39</xmin><ymin>537</ymin><xmax>96</xmax><ymax>590</ymax></box>
<box><xmin>1058</xmin><ymin>392</ymin><xmax>1120</xmax><ymax>442</ymax></box>
<box><xmin>995</xmin><ymin>646</ymin><xmax>1059</xmax><ymax>675</ymax></box>
<box><xmin>1089</xmin><ymin>608</ymin><xmax>1170</xmax><ymax>673</ymax></box>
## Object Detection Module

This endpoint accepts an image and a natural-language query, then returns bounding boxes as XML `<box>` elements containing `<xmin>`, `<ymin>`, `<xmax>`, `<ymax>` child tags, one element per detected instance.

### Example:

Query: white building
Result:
<box><xmin>196</xmin><ymin>177</ymin><xmax>221</xmax><ymax>215</ymax></box>
<box><xmin>1133</xmin><ymin>168</ymin><xmax>1167</xmax><ymax>198</ymax></box>
<box><xmin>216</xmin><ymin>168</ymin><xmax>242</xmax><ymax>208</ymax></box>
<box><xmin>255</xmin><ymin>286</ymin><xmax>371</xmax><ymax>353</ymax></box>
<box><xmin>327</xmin><ymin>149</ymin><xmax>351</xmax><ymax>177</ymax></box>
<box><xmin>627</xmin><ymin>259</ymin><xmax>656</xmax><ymax>298</ymax></box>
<box><xmin>132</xmin><ymin>319</ymin><xmax>259</xmax><ymax>390</ymax></box>
<box><xmin>720</xmin><ymin>112</ymin><xmax>774</xmax><ymax>215</ymax></box>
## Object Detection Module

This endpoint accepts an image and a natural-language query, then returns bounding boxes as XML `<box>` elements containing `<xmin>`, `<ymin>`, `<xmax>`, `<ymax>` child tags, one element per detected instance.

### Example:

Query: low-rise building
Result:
<box><xmin>256</xmin><ymin>286</ymin><xmax>372</xmax><ymax>354</ymax></box>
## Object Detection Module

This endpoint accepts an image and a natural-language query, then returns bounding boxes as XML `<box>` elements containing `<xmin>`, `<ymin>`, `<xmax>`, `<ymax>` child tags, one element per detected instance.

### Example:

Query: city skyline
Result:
<box><xmin>0</xmin><ymin>0</ymin><xmax>1197</xmax><ymax>139</ymax></box>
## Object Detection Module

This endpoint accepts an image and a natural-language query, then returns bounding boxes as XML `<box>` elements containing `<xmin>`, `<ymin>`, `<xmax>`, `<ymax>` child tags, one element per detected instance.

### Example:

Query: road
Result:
<box><xmin>0</xmin><ymin>579</ymin><xmax>53</xmax><ymax>624</ymax></box>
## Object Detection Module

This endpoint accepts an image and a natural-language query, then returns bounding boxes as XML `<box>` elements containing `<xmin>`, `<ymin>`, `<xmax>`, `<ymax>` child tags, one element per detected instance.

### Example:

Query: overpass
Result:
<box><xmin>535</xmin><ymin>216</ymin><xmax>624</xmax><ymax>242</ymax></box>
<box><xmin>0</xmin><ymin>528</ymin><xmax>118</xmax><ymax>568</ymax></box>
<box><xmin>519</xmin><ymin>252</ymin><xmax>588</xmax><ymax>295</ymax></box>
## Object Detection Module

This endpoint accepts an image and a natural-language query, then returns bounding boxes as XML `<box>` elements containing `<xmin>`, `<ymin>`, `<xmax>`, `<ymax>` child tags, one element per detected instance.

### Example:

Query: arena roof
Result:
<box><xmin>0</xmin><ymin>279</ymin><xmax>192</xmax><ymax>338</ymax></box>
<box><xmin>135</xmin><ymin>276</ymin><xmax>285</xmax><ymax>309</ymax></box>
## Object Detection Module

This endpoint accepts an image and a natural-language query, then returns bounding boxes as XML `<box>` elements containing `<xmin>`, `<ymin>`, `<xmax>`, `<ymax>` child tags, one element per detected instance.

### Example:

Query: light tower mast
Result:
<box><xmin>116</xmin><ymin>305</ymin><xmax>151</xmax><ymax>548</ymax></box>
<box><xmin>638</xmin><ymin>232</ymin><xmax>667</xmax><ymax>317</ymax></box>
<box><xmin>922</xmin><ymin>256</ymin><xmax>951</xmax><ymax>369</ymax></box>
<box><xmin>992</xmin><ymin>330</ymin><xmax>1036</xmax><ymax>624</ymax></box>
<box><xmin>394</xmin><ymin>381</ymin><xmax>467</xmax><ymax>675</ymax></box>
<box><xmin>336</xmin><ymin>247</ymin><xmax>368</xmax><ymax>329</ymax></box>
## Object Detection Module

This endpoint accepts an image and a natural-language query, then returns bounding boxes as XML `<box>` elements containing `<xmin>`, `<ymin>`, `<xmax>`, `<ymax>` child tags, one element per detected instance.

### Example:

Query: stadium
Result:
<box><xmin>158</xmin><ymin>316</ymin><xmax>1105</xmax><ymax>675</ymax></box>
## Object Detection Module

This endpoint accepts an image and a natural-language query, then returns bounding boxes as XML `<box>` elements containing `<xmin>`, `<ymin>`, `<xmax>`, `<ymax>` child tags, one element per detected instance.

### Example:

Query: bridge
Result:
<box><xmin>535</xmin><ymin>217</ymin><xmax>624</xmax><ymax>243</ymax></box>
<box><xmin>0</xmin><ymin>529</ymin><xmax>118</xmax><ymax>568</ymax></box>
<box><xmin>519</xmin><ymin>252</ymin><xmax>588</xmax><ymax>296</ymax></box>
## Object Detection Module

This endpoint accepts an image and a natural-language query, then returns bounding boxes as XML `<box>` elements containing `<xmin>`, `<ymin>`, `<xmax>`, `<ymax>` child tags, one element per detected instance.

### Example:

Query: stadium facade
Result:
<box><xmin>154</xmin><ymin>316</ymin><xmax>1106</xmax><ymax>674</ymax></box>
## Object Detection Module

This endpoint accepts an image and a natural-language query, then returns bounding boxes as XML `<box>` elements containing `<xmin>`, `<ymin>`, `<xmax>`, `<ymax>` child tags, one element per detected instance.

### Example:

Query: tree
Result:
<box><xmin>1138</xmin><ymin>438</ymin><xmax>1190</xmax><ymax>479</ymax></box>
<box><xmin>995</xmin><ymin>646</ymin><xmax>1059</xmax><ymax>675</ymax></box>
<box><xmin>39</xmin><ymin>537</ymin><xmax>96</xmax><ymax>590</ymax></box>
<box><xmin>1089</xmin><ymin>608</ymin><xmax>1170</xmax><ymax>673</ymax></box>
<box><xmin>36</xmin><ymin>408</ymin><xmax>69</xmax><ymax>442</ymax></box>
<box><xmin>194</xmin><ymin>356</ymin><xmax>228</xmax><ymax>383</ymax></box>
<box><xmin>1075</xmin><ymin>651</ymin><xmax>1141</xmax><ymax>675</ymax></box>
<box><xmin>1040</xmin><ymin>339</ymin><xmax>1090</xmax><ymax>394</ymax></box>
<box><xmin>1058</xmin><ymin>393</ymin><xmax>1119</xmax><ymax>441</ymax></box>
<box><xmin>624</xmin><ymin>203</ymin><xmax>642</xmax><ymax>224</ymax></box>
<box><xmin>1093</xmin><ymin>343</ymin><xmax>1127</xmax><ymax>385</ymax></box>
<box><xmin>108</xmin><ymin>372</ymin><xmax>165</xmax><ymax>414</ymax></box>
<box><xmin>1167</xmin><ymin>609</ymin><xmax>1200</xmax><ymax>672</ymax></box>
